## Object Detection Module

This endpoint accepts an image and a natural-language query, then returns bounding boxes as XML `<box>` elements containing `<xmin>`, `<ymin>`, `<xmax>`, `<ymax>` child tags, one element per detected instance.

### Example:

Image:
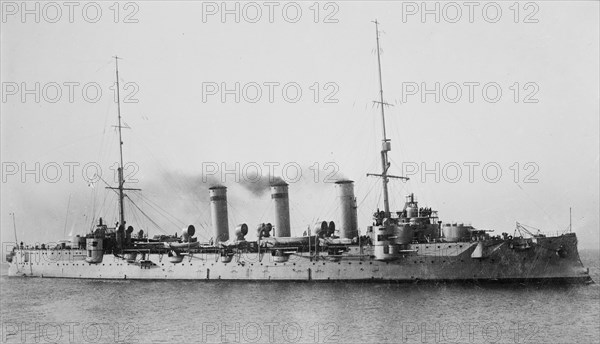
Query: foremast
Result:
<box><xmin>105</xmin><ymin>56</ymin><xmax>140</xmax><ymax>248</ymax></box>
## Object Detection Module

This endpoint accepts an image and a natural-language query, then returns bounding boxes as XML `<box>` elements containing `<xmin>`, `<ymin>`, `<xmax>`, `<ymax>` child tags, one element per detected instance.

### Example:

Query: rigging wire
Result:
<box><xmin>136</xmin><ymin>192</ymin><xmax>186</xmax><ymax>226</ymax></box>
<box><xmin>135</xmin><ymin>194</ymin><xmax>185</xmax><ymax>230</ymax></box>
<box><xmin>320</xmin><ymin>201</ymin><xmax>341</xmax><ymax>224</ymax></box>
<box><xmin>125</xmin><ymin>195</ymin><xmax>169</xmax><ymax>235</ymax></box>
<box><xmin>226</xmin><ymin>200</ymin><xmax>240</xmax><ymax>227</ymax></box>
<box><xmin>125</xmin><ymin>129</ymin><xmax>209</xmax><ymax>223</ymax></box>
<box><xmin>289</xmin><ymin>199</ymin><xmax>310</xmax><ymax>228</ymax></box>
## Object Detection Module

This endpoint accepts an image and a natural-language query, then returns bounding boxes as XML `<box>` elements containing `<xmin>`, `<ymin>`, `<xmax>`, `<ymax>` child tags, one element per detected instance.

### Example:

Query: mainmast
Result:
<box><xmin>374</xmin><ymin>20</ymin><xmax>391</xmax><ymax>215</ymax></box>
<box><xmin>366</xmin><ymin>20</ymin><xmax>408</xmax><ymax>217</ymax></box>
<box><xmin>114</xmin><ymin>56</ymin><xmax>126</xmax><ymax>228</ymax></box>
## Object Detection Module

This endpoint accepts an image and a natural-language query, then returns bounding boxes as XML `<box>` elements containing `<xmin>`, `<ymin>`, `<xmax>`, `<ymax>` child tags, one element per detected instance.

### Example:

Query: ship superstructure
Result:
<box><xmin>5</xmin><ymin>23</ymin><xmax>592</xmax><ymax>283</ymax></box>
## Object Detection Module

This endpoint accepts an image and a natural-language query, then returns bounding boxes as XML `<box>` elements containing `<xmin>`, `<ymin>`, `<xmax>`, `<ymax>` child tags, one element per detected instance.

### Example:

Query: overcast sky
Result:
<box><xmin>1</xmin><ymin>1</ymin><xmax>598</xmax><ymax>249</ymax></box>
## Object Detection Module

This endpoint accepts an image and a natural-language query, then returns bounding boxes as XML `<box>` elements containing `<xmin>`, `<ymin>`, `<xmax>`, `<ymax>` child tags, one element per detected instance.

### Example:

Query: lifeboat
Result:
<box><xmin>272</xmin><ymin>249</ymin><xmax>290</xmax><ymax>263</ymax></box>
<box><xmin>509</xmin><ymin>238</ymin><xmax>532</xmax><ymax>250</ymax></box>
<box><xmin>164</xmin><ymin>241</ymin><xmax>200</xmax><ymax>250</ymax></box>
<box><xmin>124</xmin><ymin>252</ymin><xmax>137</xmax><ymax>262</ymax></box>
<box><xmin>167</xmin><ymin>251</ymin><xmax>184</xmax><ymax>263</ymax></box>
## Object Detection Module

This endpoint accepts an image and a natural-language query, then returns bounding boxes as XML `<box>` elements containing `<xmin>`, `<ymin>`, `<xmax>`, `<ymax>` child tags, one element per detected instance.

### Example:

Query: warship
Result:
<box><xmin>5</xmin><ymin>22</ymin><xmax>592</xmax><ymax>283</ymax></box>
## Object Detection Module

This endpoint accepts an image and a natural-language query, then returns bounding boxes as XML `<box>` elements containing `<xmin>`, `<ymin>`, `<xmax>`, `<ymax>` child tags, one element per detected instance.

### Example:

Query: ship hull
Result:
<box><xmin>7</xmin><ymin>234</ymin><xmax>592</xmax><ymax>283</ymax></box>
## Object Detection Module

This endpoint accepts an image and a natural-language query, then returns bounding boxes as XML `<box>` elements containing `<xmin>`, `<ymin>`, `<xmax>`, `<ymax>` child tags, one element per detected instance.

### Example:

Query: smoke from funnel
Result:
<box><xmin>240</xmin><ymin>174</ymin><xmax>286</xmax><ymax>197</ymax></box>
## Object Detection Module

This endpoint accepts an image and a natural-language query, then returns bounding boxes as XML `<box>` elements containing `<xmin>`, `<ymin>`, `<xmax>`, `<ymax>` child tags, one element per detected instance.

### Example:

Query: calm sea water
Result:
<box><xmin>1</xmin><ymin>250</ymin><xmax>598</xmax><ymax>344</ymax></box>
